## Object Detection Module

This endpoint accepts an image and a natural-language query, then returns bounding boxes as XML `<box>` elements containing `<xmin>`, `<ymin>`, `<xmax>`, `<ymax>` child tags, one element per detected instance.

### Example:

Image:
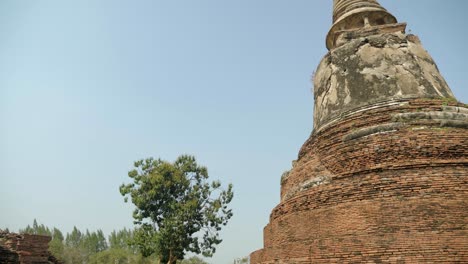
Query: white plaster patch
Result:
<box><xmin>344</xmin><ymin>79</ymin><xmax>352</xmax><ymax>104</ymax></box>
<box><xmin>328</xmin><ymin>75</ymin><xmax>339</xmax><ymax>104</ymax></box>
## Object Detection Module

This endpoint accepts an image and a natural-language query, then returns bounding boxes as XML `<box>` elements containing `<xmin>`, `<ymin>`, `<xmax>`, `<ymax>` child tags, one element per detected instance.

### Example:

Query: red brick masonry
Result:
<box><xmin>251</xmin><ymin>99</ymin><xmax>467</xmax><ymax>263</ymax></box>
<box><xmin>0</xmin><ymin>231</ymin><xmax>61</xmax><ymax>264</ymax></box>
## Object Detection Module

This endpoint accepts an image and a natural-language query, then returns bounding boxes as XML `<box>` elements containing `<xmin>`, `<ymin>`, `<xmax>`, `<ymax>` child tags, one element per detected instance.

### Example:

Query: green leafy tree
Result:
<box><xmin>178</xmin><ymin>256</ymin><xmax>208</xmax><ymax>264</ymax></box>
<box><xmin>62</xmin><ymin>246</ymin><xmax>85</xmax><ymax>264</ymax></box>
<box><xmin>82</xmin><ymin>229</ymin><xmax>108</xmax><ymax>254</ymax></box>
<box><xmin>120</xmin><ymin>155</ymin><xmax>234</xmax><ymax>264</ymax></box>
<box><xmin>96</xmin><ymin>229</ymin><xmax>108</xmax><ymax>252</ymax></box>
<box><xmin>88</xmin><ymin>248</ymin><xmax>157</xmax><ymax>264</ymax></box>
<box><xmin>15</xmin><ymin>222</ymin><xmax>168</xmax><ymax>263</ymax></box>
<box><xmin>80</xmin><ymin>229</ymin><xmax>109</xmax><ymax>261</ymax></box>
<box><xmin>88</xmin><ymin>248</ymin><xmax>130</xmax><ymax>264</ymax></box>
<box><xmin>65</xmin><ymin>226</ymin><xmax>83</xmax><ymax>248</ymax></box>
<box><xmin>63</xmin><ymin>226</ymin><xmax>87</xmax><ymax>264</ymax></box>
<box><xmin>233</xmin><ymin>256</ymin><xmax>250</xmax><ymax>264</ymax></box>
<box><xmin>20</xmin><ymin>219</ymin><xmax>51</xmax><ymax>236</ymax></box>
<box><xmin>109</xmin><ymin>228</ymin><xmax>137</xmax><ymax>252</ymax></box>
<box><xmin>91</xmin><ymin>228</ymin><xmax>157</xmax><ymax>264</ymax></box>
<box><xmin>49</xmin><ymin>228</ymin><xmax>65</xmax><ymax>260</ymax></box>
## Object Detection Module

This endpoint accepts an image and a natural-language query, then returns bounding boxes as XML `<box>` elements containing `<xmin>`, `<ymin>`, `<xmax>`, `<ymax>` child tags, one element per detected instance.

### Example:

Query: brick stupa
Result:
<box><xmin>250</xmin><ymin>0</ymin><xmax>467</xmax><ymax>263</ymax></box>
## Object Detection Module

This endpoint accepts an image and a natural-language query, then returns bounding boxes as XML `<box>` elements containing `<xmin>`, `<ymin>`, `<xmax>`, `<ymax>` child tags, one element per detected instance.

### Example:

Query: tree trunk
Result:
<box><xmin>167</xmin><ymin>250</ymin><xmax>176</xmax><ymax>264</ymax></box>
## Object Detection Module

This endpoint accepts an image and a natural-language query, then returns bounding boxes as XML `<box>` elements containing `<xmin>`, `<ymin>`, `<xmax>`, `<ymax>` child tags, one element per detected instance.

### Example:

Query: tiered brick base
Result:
<box><xmin>251</xmin><ymin>98</ymin><xmax>468</xmax><ymax>263</ymax></box>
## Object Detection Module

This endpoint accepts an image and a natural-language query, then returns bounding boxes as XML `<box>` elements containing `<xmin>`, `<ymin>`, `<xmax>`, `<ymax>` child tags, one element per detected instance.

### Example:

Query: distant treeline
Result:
<box><xmin>13</xmin><ymin>219</ymin><xmax>213</xmax><ymax>264</ymax></box>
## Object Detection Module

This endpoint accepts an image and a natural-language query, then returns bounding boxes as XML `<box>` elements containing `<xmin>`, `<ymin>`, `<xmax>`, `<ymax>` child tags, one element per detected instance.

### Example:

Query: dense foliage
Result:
<box><xmin>8</xmin><ymin>156</ymin><xmax>235</xmax><ymax>264</ymax></box>
<box><xmin>120</xmin><ymin>155</ymin><xmax>234</xmax><ymax>264</ymax></box>
<box><xmin>15</xmin><ymin>220</ymin><xmax>216</xmax><ymax>264</ymax></box>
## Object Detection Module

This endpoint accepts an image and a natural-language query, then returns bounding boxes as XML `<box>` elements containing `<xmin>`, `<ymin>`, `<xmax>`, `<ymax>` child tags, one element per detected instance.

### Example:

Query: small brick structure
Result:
<box><xmin>251</xmin><ymin>0</ymin><xmax>467</xmax><ymax>263</ymax></box>
<box><xmin>0</xmin><ymin>231</ymin><xmax>62</xmax><ymax>264</ymax></box>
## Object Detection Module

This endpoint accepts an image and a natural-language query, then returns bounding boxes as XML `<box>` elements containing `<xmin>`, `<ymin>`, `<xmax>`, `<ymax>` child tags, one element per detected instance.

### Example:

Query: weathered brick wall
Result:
<box><xmin>283</xmin><ymin>99</ymin><xmax>467</xmax><ymax>201</ymax></box>
<box><xmin>0</xmin><ymin>239</ymin><xmax>19</xmax><ymax>263</ymax></box>
<box><xmin>251</xmin><ymin>99</ymin><xmax>468</xmax><ymax>263</ymax></box>
<box><xmin>0</xmin><ymin>231</ymin><xmax>61</xmax><ymax>264</ymax></box>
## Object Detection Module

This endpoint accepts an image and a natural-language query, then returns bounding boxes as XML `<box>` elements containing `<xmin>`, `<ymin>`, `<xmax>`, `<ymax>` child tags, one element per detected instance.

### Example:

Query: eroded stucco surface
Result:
<box><xmin>314</xmin><ymin>33</ymin><xmax>454</xmax><ymax>130</ymax></box>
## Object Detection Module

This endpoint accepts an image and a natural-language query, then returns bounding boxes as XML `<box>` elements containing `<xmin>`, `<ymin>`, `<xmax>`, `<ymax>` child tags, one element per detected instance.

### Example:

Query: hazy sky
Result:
<box><xmin>1</xmin><ymin>1</ymin><xmax>467</xmax><ymax>263</ymax></box>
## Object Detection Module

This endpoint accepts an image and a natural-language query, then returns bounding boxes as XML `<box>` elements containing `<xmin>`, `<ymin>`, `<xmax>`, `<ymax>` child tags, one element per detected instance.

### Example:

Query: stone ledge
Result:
<box><xmin>343</xmin><ymin>122</ymin><xmax>402</xmax><ymax>142</ymax></box>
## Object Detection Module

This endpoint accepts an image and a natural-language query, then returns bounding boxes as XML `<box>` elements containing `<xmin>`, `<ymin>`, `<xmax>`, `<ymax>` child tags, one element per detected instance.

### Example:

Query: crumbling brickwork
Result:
<box><xmin>0</xmin><ymin>231</ymin><xmax>62</xmax><ymax>264</ymax></box>
<box><xmin>251</xmin><ymin>99</ymin><xmax>467</xmax><ymax>263</ymax></box>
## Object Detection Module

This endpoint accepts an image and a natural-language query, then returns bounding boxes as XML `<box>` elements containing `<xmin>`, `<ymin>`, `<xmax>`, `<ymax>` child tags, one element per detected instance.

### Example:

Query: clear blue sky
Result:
<box><xmin>1</xmin><ymin>1</ymin><xmax>467</xmax><ymax>263</ymax></box>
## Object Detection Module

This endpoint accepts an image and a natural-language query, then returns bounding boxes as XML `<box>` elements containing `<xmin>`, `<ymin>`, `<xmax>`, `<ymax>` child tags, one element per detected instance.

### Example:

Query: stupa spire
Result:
<box><xmin>327</xmin><ymin>0</ymin><xmax>403</xmax><ymax>50</ymax></box>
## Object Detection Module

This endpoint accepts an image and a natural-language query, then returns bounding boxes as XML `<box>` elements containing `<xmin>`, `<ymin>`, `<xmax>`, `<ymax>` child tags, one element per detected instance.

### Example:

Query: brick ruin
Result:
<box><xmin>0</xmin><ymin>231</ymin><xmax>62</xmax><ymax>264</ymax></box>
<box><xmin>251</xmin><ymin>0</ymin><xmax>467</xmax><ymax>263</ymax></box>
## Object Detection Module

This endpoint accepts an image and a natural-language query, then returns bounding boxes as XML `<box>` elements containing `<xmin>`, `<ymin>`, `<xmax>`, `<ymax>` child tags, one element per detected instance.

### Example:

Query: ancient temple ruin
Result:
<box><xmin>0</xmin><ymin>231</ymin><xmax>61</xmax><ymax>264</ymax></box>
<box><xmin>251</xmin><ymin>0</ymin><xmax>467</xmax><ymax>262</ymax></box>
